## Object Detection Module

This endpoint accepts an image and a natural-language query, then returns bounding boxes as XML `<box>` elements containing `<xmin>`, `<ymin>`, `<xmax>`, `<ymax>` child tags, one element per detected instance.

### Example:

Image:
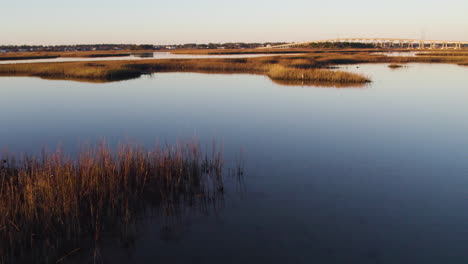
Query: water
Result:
<box><xmin>0</xmin><ymin>52</ymin><xmax>284</xmax><ymax>64</ymax></box>
<box><xmin>1</xmin><ymin>63</ymin><xmax>468</xmax><ymax>263</ymax></box>
<box><xmin>371</xmin><ymin>51</ymin><xmax>421</xmax><ymax>57</ymax></box>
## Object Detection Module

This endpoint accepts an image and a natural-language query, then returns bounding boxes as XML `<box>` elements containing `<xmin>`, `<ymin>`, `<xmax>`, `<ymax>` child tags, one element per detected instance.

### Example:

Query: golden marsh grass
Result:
<box><xmin>267</xmin><ymin>65</ymin><xmax>370</xmax><ymax>83</ymax></box>
<box><xmin>0</xmin><ymin>50</ymin><xmax>156</xmax><ymax>60</ymax></box>
<box><xmin>0</xmin><ymin>141</ymin><xmax>226</xmax><ymax>264</ymax></box>
<box><xmin>1</xmin><ymin>50</ymin><xmax>467</xmax><ymax>85</ymax></box>
<box><xmin>0</xmin><ymin>54</ymin><xmax>372</xmax><ymax>85</ymax></box>
<box><xmin>388</xmin><ymin>64</ymin><xmax>404</xmax><ymax>68</ymax></box>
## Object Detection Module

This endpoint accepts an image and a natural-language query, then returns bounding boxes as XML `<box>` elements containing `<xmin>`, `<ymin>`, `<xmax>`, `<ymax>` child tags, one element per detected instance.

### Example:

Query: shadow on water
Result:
<box><xmin>0</xmin><ymin>140</ymin><xmax>245</xmax><ymax>264</ymax></box>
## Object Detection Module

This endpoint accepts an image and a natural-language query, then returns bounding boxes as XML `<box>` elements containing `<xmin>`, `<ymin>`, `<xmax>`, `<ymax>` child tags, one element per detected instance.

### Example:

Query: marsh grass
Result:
<box><xmin>0</xmin><ymin>62</ymin><xmax>143</xmax><ymax>81</ymax></box>
<box><xmin>267</xmin><ymin>65</ymin><xmax>370</xmax><ymax>84</ymax></box>
<box><xmin>270</xmin><ymin>78</ymin><xmax>368</xmax><ymax>88</ymax></box>
<box><xmin>416</xmin><ymin>51</ymin><xmax>468</xmax><ymax>57</ymax></box>
<box><xmin>0</xmin><ymin>50</ymin><xmax>153</xmax><ymax>60</ymax></box>
<box><xmin>0</xmin><ymin>54</ymin><xmax>372</xmax><ymax>86</ymax></box>
<box><xmin>170</xmin><ymin>48</ymin><xmax>381</xmax><ymax>55</ymax></box>
<box><xmin>388</xmin><ymin>64</ymin><xmax>404</xmax><ymax>69</ymax></box>
<box><xmin>0</xmin><ymin>141</ymin><xmax>226</xmax><ymax>264</ymax></box>
<box><xmin>1</xmin><ymin>50</ymin><xmax>467</xmax><ymax>85</ymax></box>
<box><xmin>0</xmin><ymin>56</ymin><xmax>59</xmax><ymax>61</ymax></box>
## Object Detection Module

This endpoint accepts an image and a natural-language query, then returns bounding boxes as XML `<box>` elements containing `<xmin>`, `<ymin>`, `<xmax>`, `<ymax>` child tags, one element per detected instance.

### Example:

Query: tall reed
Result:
<box><xmin>0</xmin><ymin>141</ymin><xmax>225</xmax><ymax>264</ymax></box>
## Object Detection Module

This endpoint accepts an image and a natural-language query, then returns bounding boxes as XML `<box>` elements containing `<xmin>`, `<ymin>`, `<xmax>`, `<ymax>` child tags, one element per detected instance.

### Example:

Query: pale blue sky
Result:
<box><xmin>1</xmin><ymin>0</ymin><xmax>468</xmax><ymax>45</ymax></box>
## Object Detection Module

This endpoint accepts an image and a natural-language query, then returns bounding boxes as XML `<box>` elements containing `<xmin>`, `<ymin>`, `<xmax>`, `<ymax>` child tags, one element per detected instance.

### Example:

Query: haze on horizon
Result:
<box><xmin>2</xmin><ymin>0</ymin><xmax>468</xmax><ymax>45</ymax></box>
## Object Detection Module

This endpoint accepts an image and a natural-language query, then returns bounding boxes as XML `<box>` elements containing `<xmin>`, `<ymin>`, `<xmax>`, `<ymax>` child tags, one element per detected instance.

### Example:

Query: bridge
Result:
<box><xmin>272</xmin><ymin>38</ymin><xmax>468</xmax><ymax>49</ymax></box>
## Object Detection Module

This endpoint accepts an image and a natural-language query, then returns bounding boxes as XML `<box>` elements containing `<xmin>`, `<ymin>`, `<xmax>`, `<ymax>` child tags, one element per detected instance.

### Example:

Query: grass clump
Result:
<box><xmin>267</xmin><ymin>65</ymin><xmax>370</xmax><ymax>84</ymax></box>
<box><xmin>0</xmin><ymin>141</ymin><xmax>225</xmax><ymax>264</ymax></box>
<box><xmin>0</xmin><ymin>62</ymin><xmax>143</xmax><ymax>82</ymax></box>
<box><xmin>388</xmin><ymin>64</ymin><xmax>404</xmax><ymax>68</ymax></box>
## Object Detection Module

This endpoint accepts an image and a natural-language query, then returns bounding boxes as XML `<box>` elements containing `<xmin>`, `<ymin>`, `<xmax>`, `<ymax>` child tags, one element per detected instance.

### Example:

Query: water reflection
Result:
<box><xmin>1</xmin><ymin>63</ymin><xmax>468</xmax><ymax>263</ymax></box>
<box><xmin>0</xmin><ymin>142</ymin><xmax>244</xmax><ymax>264</ymax></box>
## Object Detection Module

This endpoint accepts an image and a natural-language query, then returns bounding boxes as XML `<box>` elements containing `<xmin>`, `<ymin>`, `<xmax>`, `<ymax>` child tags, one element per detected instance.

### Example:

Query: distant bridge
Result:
<box><xmin>273</xmin><ymin>38</ymin><xmax>468</xmax><ymax>49</ymax></box>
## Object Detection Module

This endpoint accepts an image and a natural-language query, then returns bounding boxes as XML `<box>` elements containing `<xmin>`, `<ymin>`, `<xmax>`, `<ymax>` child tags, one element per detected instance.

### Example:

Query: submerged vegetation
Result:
<box><xmin>0</xmin><ymin>141</ymin><xmax>228</xmax><ymax>264</ymax></box>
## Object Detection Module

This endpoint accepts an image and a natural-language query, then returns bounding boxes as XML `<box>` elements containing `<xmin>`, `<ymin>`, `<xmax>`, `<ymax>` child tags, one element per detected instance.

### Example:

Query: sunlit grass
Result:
<box><xmin>388</xmin><ymin>64</ymin><xmax>404</xmax><ymax>68</ymax></box>
<box><xmin>267</xmin><ymin>65</ymin><xmax>370</xmax><ymax>83</ymax></box>
<box><xmin>0</xmin><ymin>54</ymin><xmax>372</xmax><ymax>86</ymax></box>
<box><xmin>0</xmin><ymin>141</ymin><xmax>225</xmax><ymax>263</ymax></box>
<box><xmin>1</xmin><ymin>50</ymin><xmax>467</xmax><ymax>85</ymax></box>
<box><xmin>0</xmin><ymin>50</ymin><xmax>150</xmax><ymax>59</ymax></box>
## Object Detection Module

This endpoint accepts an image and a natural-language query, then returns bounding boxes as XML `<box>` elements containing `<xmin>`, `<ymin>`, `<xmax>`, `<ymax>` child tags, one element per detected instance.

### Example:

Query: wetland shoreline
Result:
<box><xmin>0</xmin><ymin>49</ymin><xmax>467</xmax><ymax>86</ymax></box>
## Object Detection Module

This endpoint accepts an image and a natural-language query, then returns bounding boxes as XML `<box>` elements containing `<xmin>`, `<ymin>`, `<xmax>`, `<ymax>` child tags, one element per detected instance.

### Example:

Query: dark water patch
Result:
<box><xmin>86</xmin><ymin>53</ymin><xmax>131</xmax><ymax>58</ymax></box>
<box><xmin>131</xmin><ymin>53</ymin><xmax>155</xmax><ymax>58</ymax></box>
<box><xmin>0</xmin><ymin>55</ymin><xmax>59</xmax><ymax>61</ymax></box>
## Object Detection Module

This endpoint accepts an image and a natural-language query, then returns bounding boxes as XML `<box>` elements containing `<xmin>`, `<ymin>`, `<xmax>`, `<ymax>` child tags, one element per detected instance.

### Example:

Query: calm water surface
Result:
<box><xmin>1</xmin><ymin>63</ymin><xmax>468</xmax><ymax>263</ymax></box>
<box><xmin>0</xmin><ymin>52</ymin><xmax>284</xmax><ymax>64</ymax></box>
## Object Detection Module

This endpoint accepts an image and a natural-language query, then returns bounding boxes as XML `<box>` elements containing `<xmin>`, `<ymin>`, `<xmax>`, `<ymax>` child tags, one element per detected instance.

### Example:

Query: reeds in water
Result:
<box><xmin>0</xmin><ymin>141</ymin><xmax>225</xmax><ymax>264</ymax></box>
<box><xmin>388</xmin><ymin>64</ymin><xmax>404</xmax><ymax>69</ymax></box>
<box><xmin>267</xmin><ymin>65</ymin><xmax>371</xmax><ymax>84</ymax></box>
<box><xmin>2</xmin><ymin>50</ymin><xmax>468</xmax><ymax>84</ymax></box>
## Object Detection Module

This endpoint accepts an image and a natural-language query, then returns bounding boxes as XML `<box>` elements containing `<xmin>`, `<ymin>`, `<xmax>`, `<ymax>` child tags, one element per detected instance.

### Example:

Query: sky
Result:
<box><xmin>1</xmin><ymin>0</ymin><xmax>468</xmax><ymax>45</ymax></box>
